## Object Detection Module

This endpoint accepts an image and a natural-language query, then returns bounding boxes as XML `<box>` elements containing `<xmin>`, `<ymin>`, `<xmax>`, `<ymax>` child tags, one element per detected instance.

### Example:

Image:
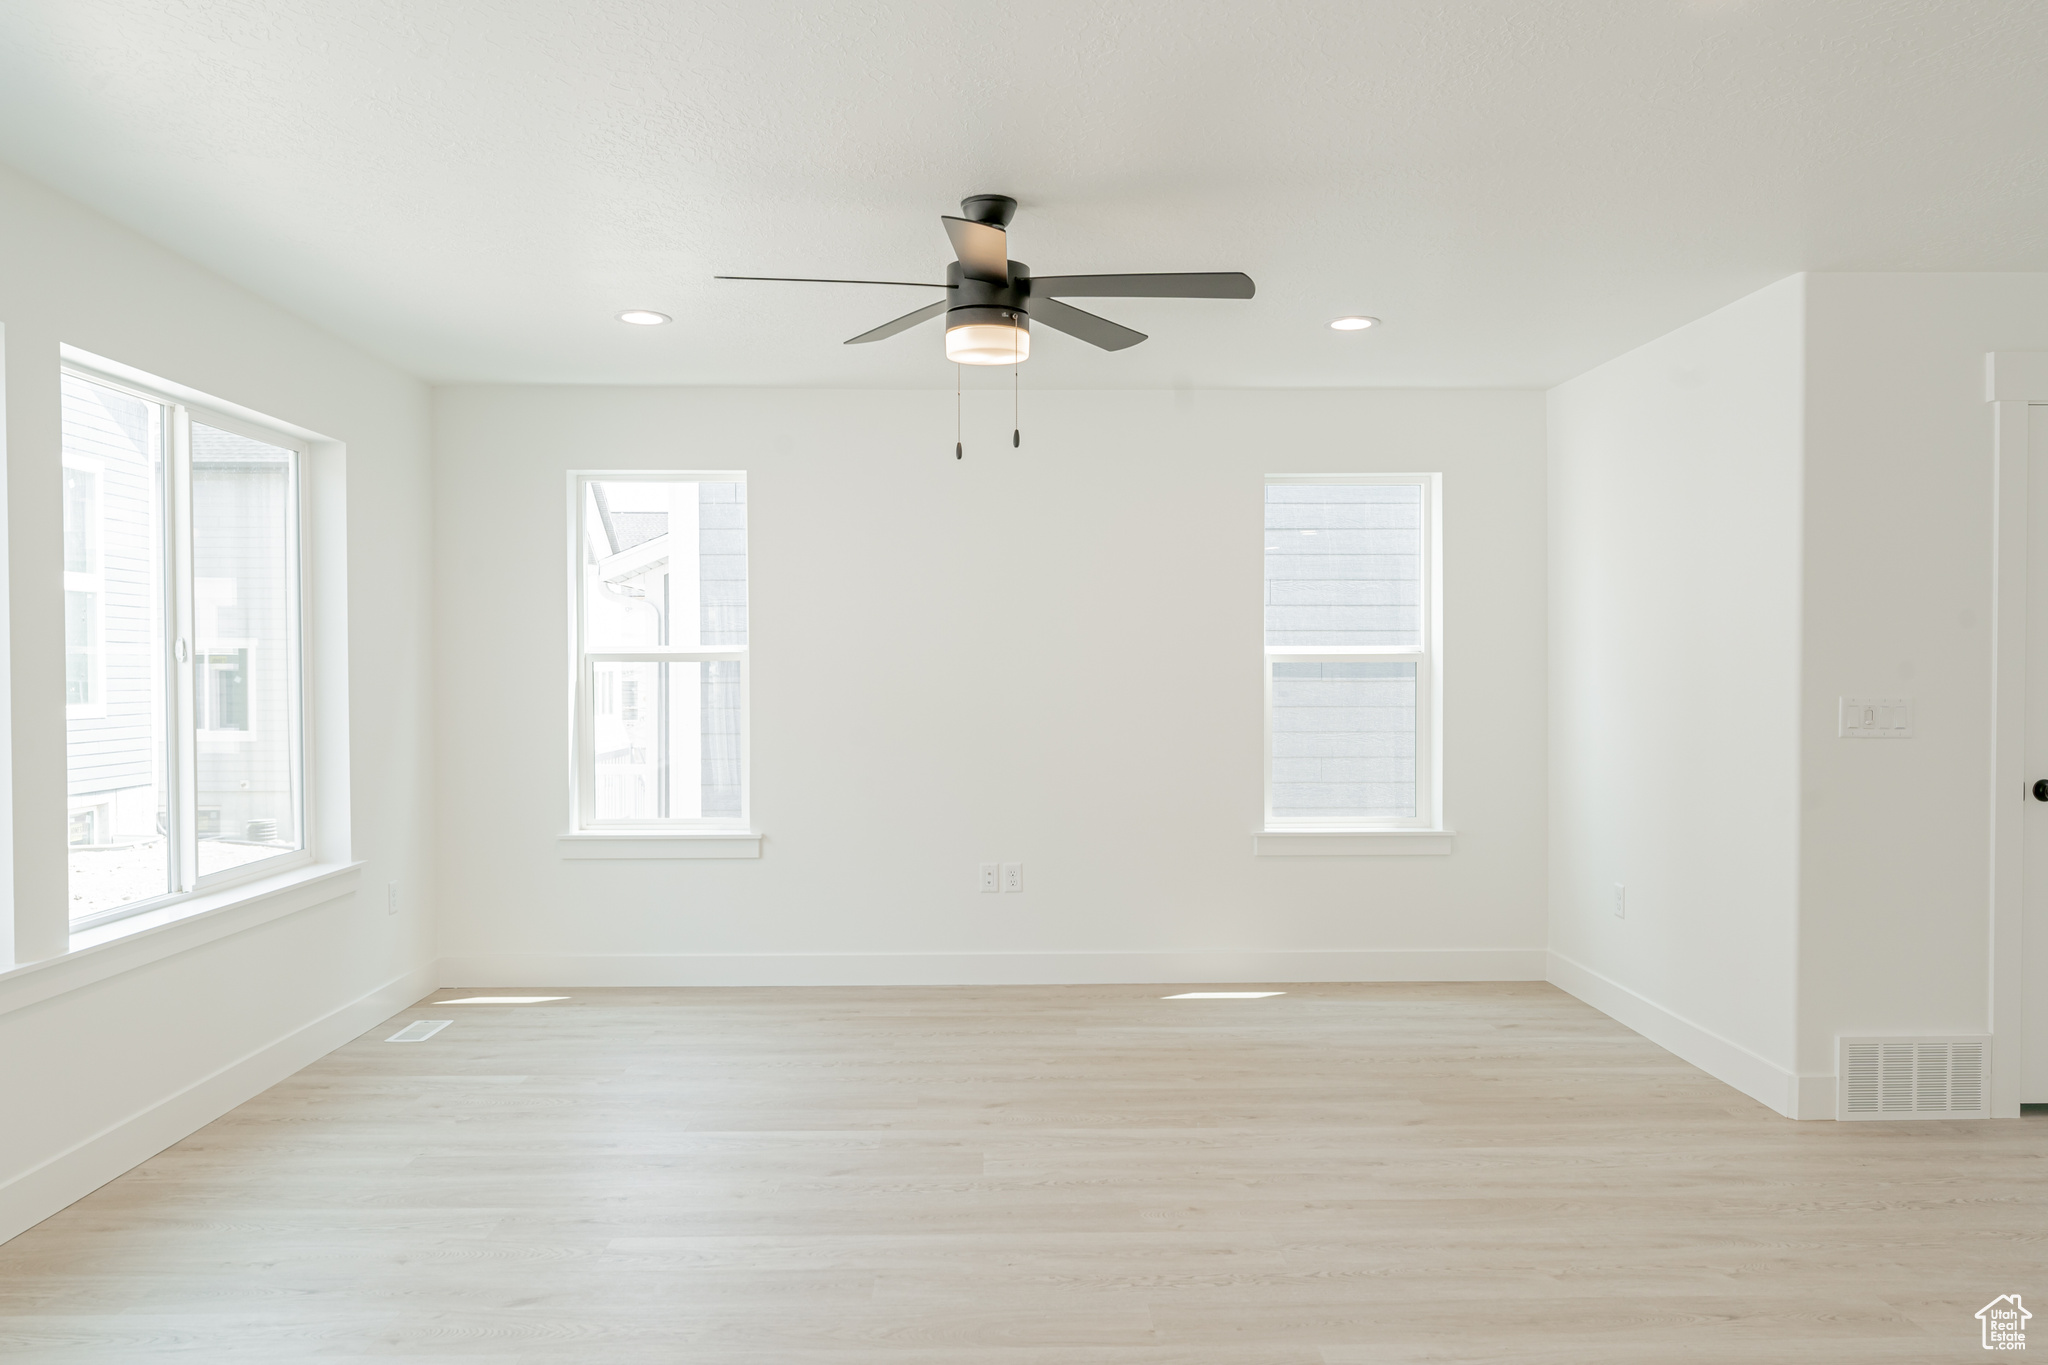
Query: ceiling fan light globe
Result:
<box><xmin>945</xmin><ymin>321</ymin><xmax>1030</xmax><ymax>365</ymax></box>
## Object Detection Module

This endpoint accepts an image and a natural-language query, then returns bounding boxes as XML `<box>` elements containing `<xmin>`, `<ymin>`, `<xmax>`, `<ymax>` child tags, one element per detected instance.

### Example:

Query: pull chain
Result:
<box><xmin>955</xmin><ymin>361</ymin><xmax>962</xmax><ymax>460</ymax></box>
<box><xmin>1013</xmin><ymin>323</ymin><xmax>1020</xmax><ymax>448</ymax></box>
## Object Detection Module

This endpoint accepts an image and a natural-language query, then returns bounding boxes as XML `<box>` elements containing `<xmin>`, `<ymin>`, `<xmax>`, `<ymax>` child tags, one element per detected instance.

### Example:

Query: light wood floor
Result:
<box><xmin>0</xmin><ymin>982</ymin><xmax>2041</xmax><ymax>1362</ymax></box>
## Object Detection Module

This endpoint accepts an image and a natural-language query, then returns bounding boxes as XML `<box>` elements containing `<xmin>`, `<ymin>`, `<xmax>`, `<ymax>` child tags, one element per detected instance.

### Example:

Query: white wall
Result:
<box><xmin>1797</xmin><ymin>274</ymin><xmax>2048</xmax><ymax>1107</ymax></box>
<box><xmin>433</xmin><ymin>385</ymin><xmax>1547</xmax><ymax>984</ymax></box>
<box><xmin>1546</xmin><ymin>276</ymin><xmax>1807</xmax><ymax>1112</ymax></box>
<box><xmin>0</xmin><ymin>161</ymin><xmax>436</xmax><ymax>1240</ymax></box>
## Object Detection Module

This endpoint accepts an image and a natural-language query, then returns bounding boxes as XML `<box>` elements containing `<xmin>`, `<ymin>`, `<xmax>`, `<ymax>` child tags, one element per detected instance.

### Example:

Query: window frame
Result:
<box><xmin>568</xmin><ymin>470</ymin><xmax>750</xmax><ymax>833</ymax></box>
<box><xmin>1262</xmin><ymin>472</ymin><xmax>1444</xmax><ymax>833</ymax></box>
<box><xmin>62</xmin><ymin>361</ymin><xmax>313</xmax><ymax>931</ymax></box>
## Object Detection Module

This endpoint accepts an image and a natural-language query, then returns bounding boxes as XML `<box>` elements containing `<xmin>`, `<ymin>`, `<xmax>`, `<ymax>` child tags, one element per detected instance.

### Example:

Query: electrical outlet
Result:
<box><xmin>979</xmin><ymin>863</ymin><xmax>1000</xmax><ymax>893</ymax></box>
<box><xmin>387</xmin><ymin>881</ymin><xmax>400</xmax><ymax>915</ymax></box>
<box><xmin>1002</xmin><ymin>862</ymin><xmax>1023</xmax><ymax>893</ymax></box>
<box><xmin>1613</xmin><ymin>884</ymin><xmax>1626</xmax><ymax>919</ymax></box>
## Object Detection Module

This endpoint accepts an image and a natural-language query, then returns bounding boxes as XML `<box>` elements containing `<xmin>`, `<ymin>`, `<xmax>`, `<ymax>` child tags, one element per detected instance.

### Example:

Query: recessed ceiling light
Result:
<box><xmin>1329</xmin><ymin>316</ymin><xmax>1378</xmax><ymax>331</ymax></box>
<box><xmin>1163</xmin><ymin>991</ymin><xmax>1286</xmax><ymax>999</ymax></box>
<box><xmin>617</xmin><ymin>309</ymin><xmax>671</xmax><ymax>326</ymax></box>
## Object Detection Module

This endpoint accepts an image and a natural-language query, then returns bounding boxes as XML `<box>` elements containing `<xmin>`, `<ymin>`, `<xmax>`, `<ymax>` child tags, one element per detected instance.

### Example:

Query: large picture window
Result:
<box><xmin>1263</xmin><ymin>474</ymin><xmax>1441</xmax><ymax>830</ymax></box>
<box><xmin>571</xmin><ymin>472</ymin><xmax>748</xmax><ymax>830</ymax></box>
<box><xmin>62</xmin><ymin>368</ymin><xmax>306</xmax><ymax>927</ymax></box>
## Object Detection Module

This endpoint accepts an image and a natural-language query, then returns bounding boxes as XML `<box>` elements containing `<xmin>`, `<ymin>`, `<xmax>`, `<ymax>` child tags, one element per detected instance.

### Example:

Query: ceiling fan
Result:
<box><xmin>716</xmin><ymin>193</ymin><xmax>1255</xmax><ymax>366</ymax></box>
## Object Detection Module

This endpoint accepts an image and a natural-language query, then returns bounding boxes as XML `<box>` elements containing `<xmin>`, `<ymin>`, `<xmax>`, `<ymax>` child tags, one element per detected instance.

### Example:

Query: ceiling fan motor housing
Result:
<box><xmin>946</xmin><ymin>258</ymin><xmax>1031</xmax><ymax>309</ymax></box>
<box><xmin>943</xmin><ymin>258</ymin><xmax>1033</xmax><ymax>362</ymax></box>
<box><xmin>945</xmin><ymin>306</ymin><xmax>1029</xmax><ymax>332</ymax></box>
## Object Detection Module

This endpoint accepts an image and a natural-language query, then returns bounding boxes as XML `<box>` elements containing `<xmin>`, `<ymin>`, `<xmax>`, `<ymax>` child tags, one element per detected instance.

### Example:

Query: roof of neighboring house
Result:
<box><xmin>607</xmin><ymin>511</ymin><xmax>667</xmax><ymax>554</ymax></box>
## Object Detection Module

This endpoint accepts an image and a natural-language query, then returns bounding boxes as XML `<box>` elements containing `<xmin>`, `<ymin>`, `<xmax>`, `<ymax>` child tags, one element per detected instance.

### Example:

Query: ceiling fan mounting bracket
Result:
<box><xmin>960</xmin><ymin>194</ymin><xmax>1017</xmax><ymax>227</ymax></box>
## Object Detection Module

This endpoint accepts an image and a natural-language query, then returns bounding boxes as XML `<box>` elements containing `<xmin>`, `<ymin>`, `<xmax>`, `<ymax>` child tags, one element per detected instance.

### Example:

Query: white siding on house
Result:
<box><xmin>1264</xmin><ymin>484</ymin><xmax>1421</xmax><ymax>648</ymax></box>
<box><xmin>62</xmin><ymin>376</ymin><xmax>162</xmax><ymax>814</ymax></box>
<box><xmin>192</xmin><ymin>422</ymin><xmax>299</xmax><ymax>865</ymax></box>
<box><xmin>1270</xmin><ymin>661</ymin><xmax>1417</xmax><ymax>818</ymax></box>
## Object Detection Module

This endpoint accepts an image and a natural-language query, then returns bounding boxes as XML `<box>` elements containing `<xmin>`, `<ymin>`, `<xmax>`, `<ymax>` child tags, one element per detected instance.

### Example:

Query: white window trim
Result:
<box><xmin>60</xmin><ymin>359</ymin><xmax>315</xmax><ymax>934</ymax></box>
<box><xmin>1262</xmin><ymin>472</ymin><xmax>1445</xmax><ymax>837</ymax></box>
<box><xmin>567</xmin><ymin>470</ymin><xmax>753</xmax><ymax>837</ymax></box>
<box><xmin>6</xmin><ymin>860</ymin><xmax>364</xmax><ymax>1017</ymax></box>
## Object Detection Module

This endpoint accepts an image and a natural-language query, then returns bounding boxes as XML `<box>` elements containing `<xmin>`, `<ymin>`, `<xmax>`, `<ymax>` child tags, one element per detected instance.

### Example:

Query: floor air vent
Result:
<box><xmin>1837</xmin><ymin>1036</ymin><xmax>1989</xmax><ymax>1120</ymax></box>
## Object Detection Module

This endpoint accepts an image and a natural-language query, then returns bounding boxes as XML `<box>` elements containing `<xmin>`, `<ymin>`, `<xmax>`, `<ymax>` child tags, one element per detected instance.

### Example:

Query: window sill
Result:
<box><xmin>1253</xmin><ymin>830</ymin><xmax>1455</xmax><ymax>856</ymax></box>
<box><xmin>0</xmin><ymin>861</ymin><xmax>364</xmax><ymax>1020</ymax></box>
<box><xmin>558</xmin><ymin>832</ymin><xmax>762</xmax><ymax>859</ymax></box>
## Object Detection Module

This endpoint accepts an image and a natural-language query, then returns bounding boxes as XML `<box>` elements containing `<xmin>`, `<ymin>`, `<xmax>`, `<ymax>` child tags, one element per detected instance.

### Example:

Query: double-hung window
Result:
<box><xmin>1263</xmin><ymin>474</ymin><xmax>1441</xmax><ymax>830</ymax></box>
<box><xmin>62</xmin><ymin>367</ymin><xmax>308</xmax><ymax>927</ymax></box>
<box><xmin>571</xmin><ymin>472</ymin><xmax>748</xmax><ymax>830</ymax></box>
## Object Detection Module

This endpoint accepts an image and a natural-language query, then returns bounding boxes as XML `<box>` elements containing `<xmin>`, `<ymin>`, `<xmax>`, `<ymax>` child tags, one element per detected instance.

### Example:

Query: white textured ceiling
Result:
<box><xmin>1</xmin><ymin>1</ymin><xmax>2045</xmax><ymax>387</ymax></box>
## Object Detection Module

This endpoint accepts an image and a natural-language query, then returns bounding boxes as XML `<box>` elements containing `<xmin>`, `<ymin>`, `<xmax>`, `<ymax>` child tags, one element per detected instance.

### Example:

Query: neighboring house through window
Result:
<box><xmin>1263</xmin><ymin>473</ymin><xmax>1442</xmax><ymax>831</ymax></box>
<box><xmin>61</xmin><ymin>366</ymin><xmax>309</xmax><ymax>929</ymax></box>
<box><xmin>571</xmin><ymin>472</ymin><xmax>748</xmax><ymax>830</ymax></box>
<box><xmin>62</xmin><ymin>461</ymin><xmax>105</xmax><ymax>716</ymax></box>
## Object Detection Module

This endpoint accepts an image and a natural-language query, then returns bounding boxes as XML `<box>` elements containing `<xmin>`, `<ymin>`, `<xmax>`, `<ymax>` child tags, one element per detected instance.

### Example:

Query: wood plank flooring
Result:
<box><xmin>0</xmin><ymin>982</ymin><xmax>2041</xmax><ymax>1362</ymax></box>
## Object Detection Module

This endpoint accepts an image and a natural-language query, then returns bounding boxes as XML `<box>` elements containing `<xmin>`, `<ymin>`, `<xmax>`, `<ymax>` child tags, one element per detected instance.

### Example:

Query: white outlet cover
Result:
<box><xmin>1002</xmin><ymin>862</ymin><xmax>1023</xmax><ymax>892</ymax></box>
<box><xmin>979</xmin><ymin>863</ymin><xmax>999</xmax><ymax>893</ymax></box>
<box><xmin>1840</xmin><ymin>696</ymin><xmax>1913</xmax><ymax>738</ymax></box>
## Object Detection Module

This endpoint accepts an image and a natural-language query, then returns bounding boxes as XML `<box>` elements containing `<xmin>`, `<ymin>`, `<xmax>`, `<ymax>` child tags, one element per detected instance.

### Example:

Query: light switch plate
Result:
<box><xmin>979</xmin><ymin>863</ymin><xmax>999</xmax><ymax>893</ymax></box>
<box><xmin>1840</xmin><ymin>696</ymin><xmax>1913</xmax><ymax>738</ymax></box>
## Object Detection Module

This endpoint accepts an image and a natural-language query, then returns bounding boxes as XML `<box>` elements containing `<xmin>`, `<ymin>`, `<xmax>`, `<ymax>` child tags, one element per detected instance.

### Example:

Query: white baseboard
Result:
<box><xmin>0</xmin><ymin>959</ymin><xmax>438</xmax><ymax>1245</ymax></box>
<box><xmin>436</xmin><ymin>948</ymin><xmax>1548</xmax><ymax>989</ymax></box>
<box><xmin>1795</xmin><ymin>1071</ymin><xmax>1838</xmax><ymax>1120</ymax></box>
<box><xmin>1545</xmin><ymin>950</ymin><xmax>1806</xmax><ymax>1119</ymax></box>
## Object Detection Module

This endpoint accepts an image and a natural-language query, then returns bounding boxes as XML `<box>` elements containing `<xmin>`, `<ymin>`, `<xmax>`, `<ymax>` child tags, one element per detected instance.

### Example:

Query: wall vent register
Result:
<box><xmin>386</xmin><ymin>1020</ymin><xmax>452</xmax><ymax>1043</ymax></box>
<box><xmin>1836</xmin><ymin>1036</ymin><xmax>1988</xmax><ymax>1119</ymax></box>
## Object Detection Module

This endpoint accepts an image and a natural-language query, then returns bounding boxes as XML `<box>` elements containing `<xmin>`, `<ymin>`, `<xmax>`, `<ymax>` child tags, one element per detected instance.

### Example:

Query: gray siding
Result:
<box><xmin>1270</xmin><ymin>662</ymin><xmax>1417</xmax><ymax>818</ymax></box>
<box><xmin>192</xmin><ymin>422</ymin><xmax>298</xmax><ymax>844</ymax></box>
<box><xmin>1264</xmin><ymin>482</ymin><xmax>1425</xmax><ymax>820</ymax></box>
<box><xmin>63</xmin><ymin>377</ymin><xmax>161</xmax><ymax>804</ymax></box>
<box><xmin>1264</xmin><ymin>484</ymin><xmax>1422</xmax><ymax>647</ymax></box>
<box><xmin>698</xmin><ymin>482</ymin><xmax>745</xmax><ymax>815</ymax></box>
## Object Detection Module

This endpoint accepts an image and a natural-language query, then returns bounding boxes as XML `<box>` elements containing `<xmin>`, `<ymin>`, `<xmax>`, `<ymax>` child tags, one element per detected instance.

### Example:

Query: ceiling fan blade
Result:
<box><xmin>941</xmin><ymin>216</ymin><xmax>1009</xmax><ymax>283</ymax></box>
<box><xmin>1029</xmin><ymin>297</ymin><xmax>1147</xmax><ymax>351</ymax></box>
<box><xmin>1028</xmin><ymin>272</ymin><xmax>1255</xmax><ymax>299</ymax></box>
<box><xmin>715</xmin><ymin>275</ymin><xmax>947</xmax><ymax>287</ymax></box>
<box><xmin>844</xmin><ymin>299</ymin><xmax>950</xmax><ymax>345</ymax></box>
